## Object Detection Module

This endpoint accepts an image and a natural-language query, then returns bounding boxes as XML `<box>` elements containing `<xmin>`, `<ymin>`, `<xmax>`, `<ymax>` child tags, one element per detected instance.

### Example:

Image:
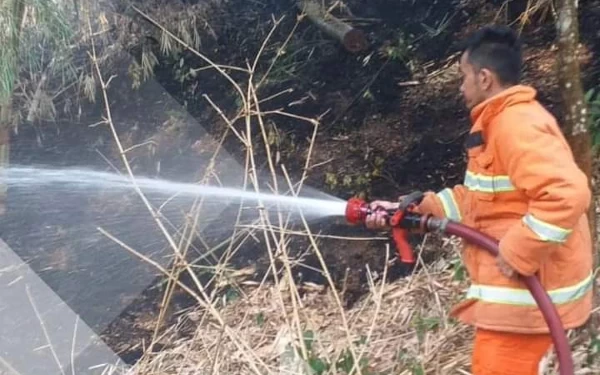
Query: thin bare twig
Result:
<box><xmin>70</xmin><ymin>316</ymin><xmax>79</xmax><ymax>375</ymax></box>
<box><xmin>25</xmin><ymin>285</ymin><xmax>66</xmax><ymax>375</ymax></box>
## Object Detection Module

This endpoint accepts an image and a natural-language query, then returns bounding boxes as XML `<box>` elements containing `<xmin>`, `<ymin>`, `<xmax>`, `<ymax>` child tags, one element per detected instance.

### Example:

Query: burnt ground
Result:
<box><xmin>2</xmin><ymin>0</ymin><xmax>600</xmax><ymax>367</ymax></box>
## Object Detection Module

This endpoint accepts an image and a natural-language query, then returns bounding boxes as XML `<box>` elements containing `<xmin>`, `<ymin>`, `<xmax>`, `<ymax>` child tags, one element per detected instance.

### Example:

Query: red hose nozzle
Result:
<box><xmin>345</xmin><ymin>197</ymin><xmax>369</xmax><ymax>225</ymax></box>
<box><xmin>344</xmin><ymin>197</ymin><xmax>416</xmax><ymax>264</ymax></box>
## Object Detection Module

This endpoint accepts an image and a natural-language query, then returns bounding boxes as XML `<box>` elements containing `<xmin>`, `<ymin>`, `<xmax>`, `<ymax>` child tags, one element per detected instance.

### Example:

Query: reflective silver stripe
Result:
<box><xmin>436</xmin><ymin>188</ymin><xmax>461</xmax><ymax>221</ymax></box>
<box><xmin>523</xmin><ymin>213</ymin><xmax>572</xmax><ymax>243</ymax></box>
<box><xmin>464</xmin><ymin>171</ymin><xmax>516</xmax><ymax>193</ymax></box>
<box><xmin>466</xmin><ymin>272</ymin><xmax>593</xmax><ymax>306</ymax></box>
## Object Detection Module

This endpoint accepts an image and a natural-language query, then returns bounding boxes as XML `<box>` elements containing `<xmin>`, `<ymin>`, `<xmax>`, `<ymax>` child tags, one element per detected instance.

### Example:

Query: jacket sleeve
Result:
<box><xmin>416</xmin><ymin>185</ymin><xmax>467</xmax><ymax>222</ymax></box>
<box><xmin>494</xmin><ymin>117</ymin><xmax>591</xmax><ymax>276</ymax></box>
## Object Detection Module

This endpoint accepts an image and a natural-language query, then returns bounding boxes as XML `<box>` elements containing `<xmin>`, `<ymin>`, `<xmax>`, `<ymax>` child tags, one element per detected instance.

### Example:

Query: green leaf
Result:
<box><xmin>225</xmin><ymin>288</ymin><xmax>239</xmax><ymax>303</ymax></box>
<box><xmin>303</xmin><ymin>330</ymin><xmax>315</xmax><ymax>352</ymax></box>
<box><xmin>593</xmin><ymin>131</ymin><xmax>600</xmax><ymax>147</ymax></box>
<box><xmin>359</xmin><ymin>357</ymin><xmax>370</xmax><ymax>371</ymax></box>
<box><xmin>335</xmin><ymin>349</ymin><xmax>355</xmax><ymax>373</ymax></box>
<box><xmin>590</xmin><ymin>335</ymin><xmax>600</xmax><ymax>353</ymax></box>
<box><xmin>586</xmin><ymin>335</ymin><xmax>600</xmax><ymax>365</ymax></box>
<box><xmin>308</xmin><ymin>357</ymin><xmax>329</xmax><ymax>375</ymax></box>
<box><xmin>451</xmin><ymin>258</ymin><xmax>466</xmax><ymax>281</ymax></box>
<box><xmin>411</xmin><ymin>363</ymin><xmax>425</xmax><ymax>375</ymax></box>
<box><xmin>255</xmin><ymin>312</ymin><xmax>265</xmax><ymax>327</ymax></box>
<box><xmin>585</xmin><ymin>88</ymin><xmax>596</xmax><ymax>103</ymax></box>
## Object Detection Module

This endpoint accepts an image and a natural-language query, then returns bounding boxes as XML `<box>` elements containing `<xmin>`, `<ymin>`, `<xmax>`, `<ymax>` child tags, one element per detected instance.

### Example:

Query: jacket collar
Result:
<box><xmin>469</xmin><ymin>84</ymin><xmax>537</xmax><ymax>131</ymax></box>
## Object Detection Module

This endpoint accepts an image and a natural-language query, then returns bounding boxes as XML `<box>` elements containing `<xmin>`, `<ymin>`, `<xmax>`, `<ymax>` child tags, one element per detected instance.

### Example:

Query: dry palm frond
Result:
<box><xmin>141</xmin><ymin>48</ymin><xmax>159</xmax><ymax>81</ymax></box>
<box><xmin>159</xmin><ymin>29</ymin><xmax>174</xmax><ymax>56</ymax></box>
<box><xmin>82</xmin><ymin>74</ymin><xmax>96</xmax><ymax>103</ymax></box>
<box><xmin>501</xmin><ymin>0</ymin><xmax>556</xmax><ymax>31</ymax></box>
<box><xmin>519</xmin><ymin>0</ymin><xmax>555</xmax><ymax>24</ymax></box>
<box><xmin>121</xmin><ymin>0</ymin><xmax>220</xmax><ymax>59</ymax></box>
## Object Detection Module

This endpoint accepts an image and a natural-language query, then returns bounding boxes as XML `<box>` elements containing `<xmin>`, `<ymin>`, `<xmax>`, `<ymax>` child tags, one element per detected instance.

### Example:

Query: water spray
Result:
<box><xmin>343</xmin><ymin>192</ymin><xmax>575</xmax><ymax>375</ymax></box>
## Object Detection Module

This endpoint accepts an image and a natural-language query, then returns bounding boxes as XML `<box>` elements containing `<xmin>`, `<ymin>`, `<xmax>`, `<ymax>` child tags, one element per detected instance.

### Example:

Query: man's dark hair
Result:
<box><xmin>460</xmin><ymin>25</ymin><xmax>523</xmax><ymax>85</ymax></box>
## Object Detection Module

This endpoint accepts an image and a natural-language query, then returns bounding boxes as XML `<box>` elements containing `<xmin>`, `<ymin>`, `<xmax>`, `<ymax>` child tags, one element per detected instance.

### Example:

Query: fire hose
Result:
<box><xmin>344</xmin><ymin>191</ymin><xmax>574</xmax><ymax>375</ymax></box>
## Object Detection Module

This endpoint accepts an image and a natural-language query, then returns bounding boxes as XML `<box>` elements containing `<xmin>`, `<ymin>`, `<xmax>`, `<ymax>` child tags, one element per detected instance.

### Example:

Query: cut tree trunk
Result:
<box><xmin>296</xmin><ymin>0</ymin><xmax>368</xmax><ymax>53</ymax></box>
<box><xmin>555</xmin><ymin>0</ymin><xmax>598</xmax><ymax>328</ymax></box>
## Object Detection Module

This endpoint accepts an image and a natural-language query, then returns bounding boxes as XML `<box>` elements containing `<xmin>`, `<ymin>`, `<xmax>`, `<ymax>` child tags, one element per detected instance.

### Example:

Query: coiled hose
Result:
<box><xmin>442</xmin><ymin>220</ymin><xmax>574</xmax><ymax>375</ymax></box>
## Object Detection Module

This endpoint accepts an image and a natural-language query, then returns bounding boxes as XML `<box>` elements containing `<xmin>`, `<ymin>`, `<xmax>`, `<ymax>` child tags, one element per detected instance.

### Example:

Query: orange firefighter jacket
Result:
<box><xmin>417</xmin><ymin>84</ymin><xmax>594</xmax><ymax>334</ymax></box>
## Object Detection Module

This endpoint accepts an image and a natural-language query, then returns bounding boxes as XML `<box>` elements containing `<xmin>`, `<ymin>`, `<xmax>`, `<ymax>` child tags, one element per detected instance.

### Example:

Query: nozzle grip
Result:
<box><xmin>360</xmin><ymin>195</ymin><xmax>421</xmax><ymax>264</ymax></box>
<box><xmin>389</xmin><ymin>209</ymin><xmax>416</xmax><ymax>264</ymax></box>
<box><xmin>392</xmin><ymin>227</ymin><xmax>416</xmax><ymax>263</ymax></box>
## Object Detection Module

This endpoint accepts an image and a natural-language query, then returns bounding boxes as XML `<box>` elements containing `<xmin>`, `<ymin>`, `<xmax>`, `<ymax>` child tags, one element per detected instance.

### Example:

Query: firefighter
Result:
<box><xmin>366</xmin><ymin>25</ymin><xmax>593</xmax><ymax>375</ymax></box>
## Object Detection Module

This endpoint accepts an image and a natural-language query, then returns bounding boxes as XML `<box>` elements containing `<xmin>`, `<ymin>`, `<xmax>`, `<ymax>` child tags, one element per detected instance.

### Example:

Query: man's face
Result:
<box><xmin>459</xmin><ymin>52</ymin><xmax>486</xmax><ymax>110</ymax></box>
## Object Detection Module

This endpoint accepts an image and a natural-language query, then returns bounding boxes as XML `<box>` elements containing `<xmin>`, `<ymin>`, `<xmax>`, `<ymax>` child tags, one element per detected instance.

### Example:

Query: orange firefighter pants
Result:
<box><xmin>471</xmin><ymin>328</ymin><xmax>553</xmax><ymax>375</ymax></box>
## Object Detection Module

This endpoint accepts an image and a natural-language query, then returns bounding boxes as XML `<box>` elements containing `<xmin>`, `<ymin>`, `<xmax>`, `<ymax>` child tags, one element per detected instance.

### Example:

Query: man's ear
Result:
<box><xmin>478</xmin><ymin>68</ymin><xmax>495</xmax><ymax>91</ymax></box>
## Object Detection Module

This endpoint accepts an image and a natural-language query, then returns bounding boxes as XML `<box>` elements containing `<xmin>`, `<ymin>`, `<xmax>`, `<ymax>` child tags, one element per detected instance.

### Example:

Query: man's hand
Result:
<box><xmin>364</xmin><ymin>199</ymin><xmax>402</xmax><ymax>230</ymax></box>
<box><xmin>497</xmin><ymin>254</ymin><xmax>517</xmax><ymax>278</ymax></box>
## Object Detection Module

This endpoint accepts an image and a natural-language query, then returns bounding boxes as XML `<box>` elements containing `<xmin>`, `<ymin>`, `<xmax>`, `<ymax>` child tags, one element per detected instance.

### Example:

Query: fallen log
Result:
<box><xmin>296</xmin><ymin>0</ymin><xmax>368</xmax><ymax>53</ymax></box>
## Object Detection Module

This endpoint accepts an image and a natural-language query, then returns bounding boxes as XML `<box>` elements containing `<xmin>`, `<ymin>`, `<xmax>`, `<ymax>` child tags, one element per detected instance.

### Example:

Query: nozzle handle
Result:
<box><xmin>389</xmin><ymin>209</ymin><xmax>417</xmax><ymax>264</ymax></box>
<box><xmin>355</xmin><ymin>192</ymin><xmax>423</xmax><ymax>264</ymax></box>
<box><xmin>392</xmin><ymin>227</ymin><xmax>416</xmax><ymax>263</ymax></box>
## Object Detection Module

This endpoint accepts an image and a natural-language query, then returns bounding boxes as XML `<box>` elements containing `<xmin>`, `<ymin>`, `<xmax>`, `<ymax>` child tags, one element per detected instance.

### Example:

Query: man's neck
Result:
<box><xmin>484</xmin><ymin>84</ymin><xmax>513</xmax><ymax>101</ymax></box>
<box><xmin>470</xmin><ymin>84</ymin><xmax>533</xmax><ymax>125</ymax></box>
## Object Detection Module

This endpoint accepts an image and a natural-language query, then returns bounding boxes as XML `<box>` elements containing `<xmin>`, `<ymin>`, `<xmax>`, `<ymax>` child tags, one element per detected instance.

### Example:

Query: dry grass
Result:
<box><xmin>116</xmin><ymin>240</ymin><xmax>600</xmax><ymax>375</ymax></box>
<box><xmin>126</xmin><ymin>241</ymin><xmax>475</xmax><ymax>375</ymax></box>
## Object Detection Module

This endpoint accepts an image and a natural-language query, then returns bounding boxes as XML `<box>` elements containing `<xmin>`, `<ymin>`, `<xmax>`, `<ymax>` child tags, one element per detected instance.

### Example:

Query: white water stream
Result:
<box><xmin>4</xmin><ymin>166</ymin><xmax>347</xmax><ymax>218</ymax></box>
